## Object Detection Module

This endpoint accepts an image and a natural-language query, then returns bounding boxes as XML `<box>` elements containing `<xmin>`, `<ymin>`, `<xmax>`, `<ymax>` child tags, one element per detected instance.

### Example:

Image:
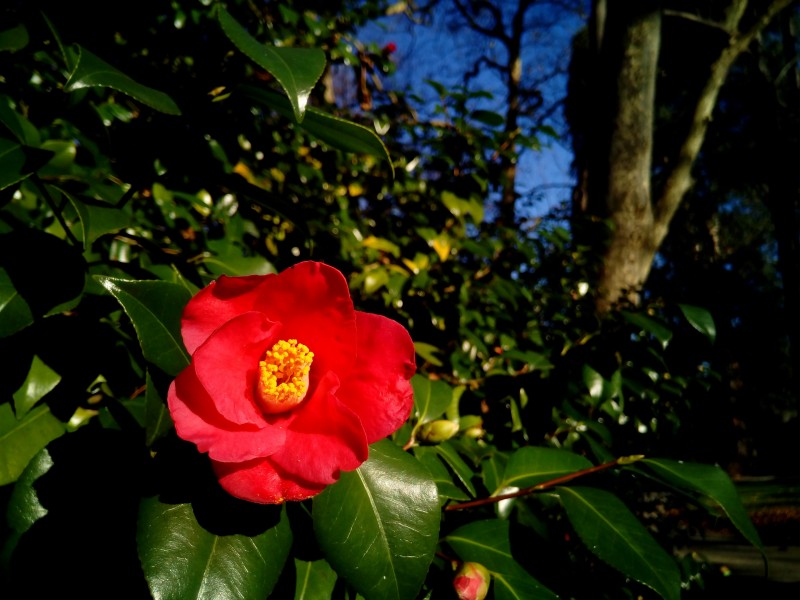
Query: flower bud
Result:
<box><xmin>418</xmin><ymin>419</ymin><xmax>459</xmax><ymax>443</ymax></box>
<box><xmin>453</xmin><ymin>562</ymin><xmax>490</xmax><ymax>600</ymax></box>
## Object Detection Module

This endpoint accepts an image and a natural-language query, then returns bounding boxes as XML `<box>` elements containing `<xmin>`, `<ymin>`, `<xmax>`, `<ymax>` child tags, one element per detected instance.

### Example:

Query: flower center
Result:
<box><xmin>256</xmin><ymin>339</ymin><xmax>314</xmax><ymax>414</ymax></box>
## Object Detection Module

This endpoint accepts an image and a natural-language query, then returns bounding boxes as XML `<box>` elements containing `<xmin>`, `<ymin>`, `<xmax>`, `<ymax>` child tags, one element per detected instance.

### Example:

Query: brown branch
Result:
<box><xmin>444</xmin><ymin>455</ymin><xmax>644</xmax><ymax>511</ymax></box>
<box><xmin>653</xmin><ymin>0</ymin><xmax>796</xmax><ymax>238</ymax></box>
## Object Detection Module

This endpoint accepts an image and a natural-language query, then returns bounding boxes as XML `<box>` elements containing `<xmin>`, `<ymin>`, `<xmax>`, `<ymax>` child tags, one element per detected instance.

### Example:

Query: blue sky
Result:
<box><xmin>353</xmin><ymin>2</ymin><xmax>588</xmax><ymax>221</ymax></box>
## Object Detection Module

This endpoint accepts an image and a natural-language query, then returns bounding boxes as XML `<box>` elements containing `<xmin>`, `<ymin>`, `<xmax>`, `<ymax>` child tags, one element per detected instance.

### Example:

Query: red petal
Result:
<box><xmin>181</xmin><ymin>263</ymin><xmax>357</xmax><ymax>386</ymax></box>
<box><xmin>212</xmin><ymin>458</ymin><xmax>325</xmax><ymax>504</ymax></box>
<box><xmin>270</xmin><ymin>371</ymin><xmax>368</xmax><ymax>485</ymax></box>
<box><xmin>247</xmin><ymin>262</ymin><xmax>358</xmax><ymax>388</ymax></box>
<box><xmin>337</xmin><ymin>312</ymin><xmax>416</xmax><ymax>442</ymax></box>
<box><xmin>168</xmin><ymin>366</ymin><xmax>286</xmax><ymax>461</ymax></box>
<box><xmin>192</xmin><ymin>311</ymin><xmax>279</xmax><ymax>426</ymax></box>
<box><xmin>182</xmin><ymin>275</ymin><xmax>266</xmax><ymax>355</ymax></box>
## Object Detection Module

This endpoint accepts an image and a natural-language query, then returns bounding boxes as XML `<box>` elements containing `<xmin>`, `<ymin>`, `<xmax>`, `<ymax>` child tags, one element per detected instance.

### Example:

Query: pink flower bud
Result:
<box><xmin>453</xmin><ymin>562</ymin><xmax>490</xmax><ymax>600</ymax></box>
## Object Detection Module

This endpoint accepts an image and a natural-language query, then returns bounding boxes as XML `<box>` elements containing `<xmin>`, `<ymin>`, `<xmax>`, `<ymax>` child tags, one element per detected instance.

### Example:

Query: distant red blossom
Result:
<box><xmin>168</xmin><ymin>261</ymin><xmax>415</xmax><ymax>503</ymax></box>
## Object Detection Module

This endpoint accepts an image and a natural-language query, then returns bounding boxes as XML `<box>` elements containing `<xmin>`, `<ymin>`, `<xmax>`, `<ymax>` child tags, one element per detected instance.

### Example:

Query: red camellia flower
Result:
<box><xmin>167</xmin><ymin>261</ymin><xmax>416</xmax><ymax>504</ymax></box>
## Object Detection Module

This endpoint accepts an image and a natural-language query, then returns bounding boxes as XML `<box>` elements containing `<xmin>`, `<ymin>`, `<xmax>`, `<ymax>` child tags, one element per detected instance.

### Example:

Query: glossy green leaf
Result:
<box><xmin>294</xmin><ymin>558</ymin><xmax>338</xmax><ymax>600</ymax></box>
<box><xmin>434</xmin><ymin>441</ymin><xmax>477</xmax><ymax>497</ymax></box>
<box><xmin>217</xmin><ymin>7</ymin><xmax>324</xmax><ymax>122</ymax></box>
<box><xmin>313</xmin><ymin>439</ymin><xmax>439</xmax><ymax>600</ymax></box>
<box><xmin>13</xmin><ymin>355</ymin><xmax>61</xmax><ymax>417</ymax></box>
<box><xmin>95</xmin><ymin>277</ymin><xmax>191</xmax><ymax>376</ymax></box>
<box><xmin>0</xmin><ymin>404</ymin><xmax>65</xmax><ymax>485</ymax></box>
<box><xmin>444</xmin><ymin>519</ymin><xmax>559</xmax><ymax>600</ymax></box>
<box><xmin>0</xmin><ymin>138</ymin><xmax>30</xmax><ymax>190</ymax></box>
<box><xmin>2</xmin><ymin>448</ymin><xmax>52</xmax><ymax>565</ymax></box>
<box><xmin>0</xmin><ymin>24</ymin><xmax>28</xmax><ymax>52</ymax></box>
<box><xmin>495</xmin><ymin>447</ymin><xmax>593</xmax><ymax>495</ymax></box>
<box><xmin>0</xmin><ymin>266</ymin><xmax>33</xmax><ymax>337</ymax></box>
<box><xmin>413</xmin><ymin>446</ymin><xmax>471</xmax><ymax>501</ymax></box>
<box><xmin>144</xmin><ymin>371</ymin><xmax>173</xmax><ymax>447</ymax></box>
<box><xmin>678</xmin><ymin>304</ymin><xmax>716</xmax><ymax>344</ymax></box>
<box><xmin>621</xmin><ymin>311</ymin><xmax>673</xmax><ymax>349</ymax></box>
<box><xmin>242</xmin><ymin>87</ymin><xmax>393</xmax><ymax>176</ymax></box>
<box><xmin>64</xmin><ymin>45</ymin><xmax>181</xmax><ymax>115</ymax></box>
<box><xmin>641</xmin><ymin>458</ymin><xmax>762</xmax><ymax>551</ymax></box>
<box><xmin>138</xmin><ymin>498</ymin><xmax>291</xmax><ymax>600</ymax></box>
<box><xmin>557</xmin><ymin>486</ymin><xmax>680</xmax><ymax>600</ymax></box>
<box><xmin>411</xmin><ymin>374</ymin><xmax>452</xmax><ymax>423</ymax></box>
<box><xmin>62</xmin><ymin>188</ymin><xmax>131</xmax><ymax>246</ymax></box>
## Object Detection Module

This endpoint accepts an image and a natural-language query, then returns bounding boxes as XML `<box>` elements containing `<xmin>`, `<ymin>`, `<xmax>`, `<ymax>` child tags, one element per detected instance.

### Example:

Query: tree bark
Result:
<box><xmin>572</xmin><ymin>0</ymin><xmax>796</xmax><ymax>314</ymax></box>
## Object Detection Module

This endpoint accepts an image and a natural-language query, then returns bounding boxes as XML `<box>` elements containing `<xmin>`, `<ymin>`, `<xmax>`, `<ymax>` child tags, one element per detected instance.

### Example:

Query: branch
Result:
<box><xmin>444</xmin><ymin>455</ymin><xmax>644</xmax><ymax>511</ymax></box>
<box><xmin>452</xmin><ymin>0</ymin><xmax>509</xmax><ymax>44</ymax></box>
<box><xmin>653</xmin><ymin>0</ymin><xmax>796</xmax><ymax>237</ymax></box>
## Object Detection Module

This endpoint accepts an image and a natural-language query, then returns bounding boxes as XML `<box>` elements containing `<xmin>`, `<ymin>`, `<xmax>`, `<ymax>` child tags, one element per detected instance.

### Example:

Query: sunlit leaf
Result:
<box><xmin>64</xmin><ymin>45</ymin><xmax>181</xmax><ymax>115</ymax></box>
<box><xmin>413</xmin><ymin>446</ymin><xmax>471</xmax><ymax>502</ymax></box>
<box><xmin>95</xmin><ymin>277</ymin><xmax>191</xmax><ymax>376</ymax></box>
<box><xmin>411</xmin><ymin>374</ymin><xmax>452</xmax><ymax>423</ymax></box>
<box><xmin>293</xmin><ymin>558</ymin><xmax>337</xmax><ymax>600</ymax></box>
<box><xmin>0</xmin><ymin>266</ymin><xmax>33</xmax><ymax>337</ymax></box>
<box><xmin>62</xmin><ymin>188</ymin><xmax>131</xmax><ymax>246</ymax></box>
<box><xmin>413</xmin><ymin>342</ymin><xmax>443</xmax><ymax>367</ymax></box>
<box><xmin>494</xmin><ymin>447</ymin><xmax>593</xmax><ymax>495</ymax></box>
<box><xmin>641</xmin><ymin>458</ymin><xmax>762</xmax><ymax>551</ymax></box>
<box><xmin>138</xmin><ymin>498</ymin><xmax>291</xmax><ymax>600</ymax></box>
<box><xmin>217</xmin><ymin>7</ymin><xmax>324</xmax><ymax>122</ymax></box>
<box><xmin>678</xmin><ymin>304</ymin><xmax>716</xmax><ymax>344</ymax></box>
<box><xmin>242</xmin><ymin>87</ymin><xmax>393</xmax><ymax>176</ymax></box>
<box><xmin>2</xmin><ymin>448</ymin><xmax>52</xmax><ymax>564</ymax></box>
<box><xmin>444</xmin><ymin>519</ymin><xmax>559</xmax><ymax>600</ymax></box>
<box><xmin>313</xmin><ymin>439</ymin><xmax>439</xmax><ymax>600</ymax></box>
<box><xmin>442</xmin><ymin>191</ymin><xmax>483</xmax><ymax>224</ymax></box>
<box><xmin>0</xmin><ymin>404</ymin><xmax>65</xmax><ymax>485</ymax></box>
<box><xmin>12</xmin><ymin>355</ymin><xmax>61</xmax><ymax>417</ymax></box>
<box><xmin>557</xmin><ymin>486</ymin><xmax>680</xmax><ymax>600</ymax></box>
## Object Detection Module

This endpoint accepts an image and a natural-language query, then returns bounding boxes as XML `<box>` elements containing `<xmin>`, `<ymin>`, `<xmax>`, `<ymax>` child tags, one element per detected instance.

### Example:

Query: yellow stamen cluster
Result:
<box><xmin>256</xmin><ymin>339</ymin><xmax>314</xmax><ymax>414</ymax></box>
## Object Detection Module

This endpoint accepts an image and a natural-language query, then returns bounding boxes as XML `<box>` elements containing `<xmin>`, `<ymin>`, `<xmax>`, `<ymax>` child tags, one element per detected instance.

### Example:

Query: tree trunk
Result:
<box><xmin>571</xmin><ymin>0</ymin><xmax>795</xmax><ymax>314</ymax></box>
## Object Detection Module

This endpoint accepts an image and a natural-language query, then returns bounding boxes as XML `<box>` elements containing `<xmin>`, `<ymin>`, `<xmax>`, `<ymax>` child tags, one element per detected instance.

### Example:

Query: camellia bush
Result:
<box><xmin>1</xmin><ymin>2</ymin><xmax>765</xmax><ymax>599</ymax></box>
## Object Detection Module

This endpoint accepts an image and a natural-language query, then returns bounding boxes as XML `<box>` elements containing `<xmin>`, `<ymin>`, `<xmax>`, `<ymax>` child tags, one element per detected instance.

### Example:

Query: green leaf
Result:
<box><xmin>471</xmin><ymin>109</ymin><xmax>505</xmax><ymax>127</ymax></box>
<box><xmin>444</xmin><ymin>519</ymin><xmax>559</xmax><ymax>600</ymax></box>
<box><xmin>557</xmin><ymin>486</ymin><xmax>680</xmax><ymax>600</ymax></box>
<box><xmin>293</xmin><ymin>558</ymin><xmax>338</xmax><ymax>600</ymax></box>
<box><xmin>217</xmin><ymin>7</ymin><xmax>324</xmax><ymax>122</ymax></box>
<box><xmin>313</xmin><ymin>439</ymin><xmax>440</xmax><ymax>600</ymax></box>
<box><xmin>678</xmin><ymin>304</ymin><xmax>716</xmax><ymax>344</ymax></box>
<box><xmin>138</xmin><ymin>498</ymin><xmax>291</xmax><ymax>600</ymax></box>
<box><xmin>64</xmin><ymin>45</ymin><xmax>181</xmax><ymax>115</ymax></box>
<box><xmin>0</xmin><ymin>24</ymin><xmax>29</xmax><ymax>52</ymax></box>
<box><xmin>95</xmin><ymin>277</ymin><xmax>191</xmax><ymax>376</ymax></box>
<box><xmin>640</xmin><ymin>458</ymin><xmax>762</xmax><ymax>551</ymax></box>
<box><xmin>441</xmin><ymin>191</ymin><xmax>484</xmax><ymax>224</ymax></box>
<box><xmin>144</xmin><ymin>370</ymin><xmax>173</xmax><ymax>447</ymax></box>
<box><xmin>0</xmin><ymin>404</ymin><xmax>65</xmax><ymax>485</ymax></box>
<box><xmin>62</xmin><ymin>188</ymin><xmax>131</xmax><ymax>246</ymax></box>
<box><xmin>434</xmin><ymin>441</ymin><xmax>477</xmax><ymax>497</ymax></box>
<box><xmin>2</xmin><ymin>448</ymin><xmax>52</xmax><ymax>566</ymax></box>
<box><xmin>242</xmin><ymin>87</ymin><xmax>393</xmax><ymax>176</ymax></box>
<box><xmin>13</xmin><ymin>355</ymin><xmax>61</xmax><ymax>417</ymax></box>
<box><xmin>0</xmin><ymin>138</ymin><xmax>31</xmax><ymax>190</ymax></box>
<box><xmin>494</xmin><ymin>447</ymin><xmax>593</xmax><ymax>495</ymax></box>
<box><xmin>621</xmin><ymin>311</ymin><xmax>673</xmax><ymax>349</ymax></box>
<box><xmin>411</xmin><ymin>374</ymin><xmax>452</xmax><ymax>423</ymax></box>
<box><xmin>413</xmin><ymin>341</ymin><xmax>443</xmax><ymax>367</ymax></box>
<box><xmin>413</xmin><ymin>446</ymin><xmax>471</xmax><ymax>502</ymax></box>
<box><xmin>0</xmin><ymin>266</ymin><xmax>33</xmax><ymax>337</ymax></box>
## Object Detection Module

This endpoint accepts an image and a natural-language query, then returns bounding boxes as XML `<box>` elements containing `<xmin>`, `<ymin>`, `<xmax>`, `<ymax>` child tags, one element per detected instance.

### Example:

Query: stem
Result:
<box><xmin>33</xmin><ymin>176</ymin><xmax>80</xmax><ymax>246</ymax></box>
<box><xmin>444</xmin><ymin>455</ymin><xmax>643</xmax><ymax>511</ymax></box>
